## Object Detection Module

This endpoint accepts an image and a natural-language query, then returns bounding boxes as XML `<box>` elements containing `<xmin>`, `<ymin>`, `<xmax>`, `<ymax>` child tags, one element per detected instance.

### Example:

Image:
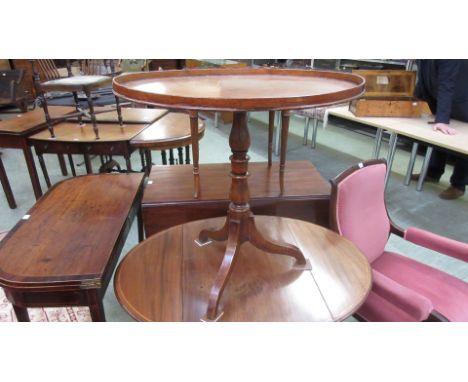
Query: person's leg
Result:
<box><xmin>450</xmin><ymin>156</ymin><xmax>468</xmax><ymax>192</ymax></box>
<box><xmin>427</xmin><ymin>149</ymin><xmax>447</xmax><ymax>179</ymax></box>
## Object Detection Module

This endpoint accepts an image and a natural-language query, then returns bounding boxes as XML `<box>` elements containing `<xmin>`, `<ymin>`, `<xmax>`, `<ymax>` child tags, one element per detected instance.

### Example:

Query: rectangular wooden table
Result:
<box><xmin>29</xmin><ymin>121</ymin><xmax>150</xmax><ymax>178</ymax></box>
<box><xmin>0</xmin><ymin>106</ymin><xmax>76</xmax><ymax>202</ymax></box>
<box><xmin>328</xmin><ymin>106</ymin><xmax>468</xmax><ymax>190</ymax></box>
<box><xmin>142</xmin><ymin>160</ymin><xmax>331</xmax><ymax>237</ymax></box>
<box><xmin>0</xmin><ymin>173</ymin><xmax>145</xmax><ymax>322</ymax></box>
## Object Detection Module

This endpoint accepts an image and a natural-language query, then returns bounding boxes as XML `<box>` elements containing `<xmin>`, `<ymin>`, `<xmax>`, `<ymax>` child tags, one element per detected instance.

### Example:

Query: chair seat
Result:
<box><xmin>365</xmin><ymin>251</ymin><xmax>468</xmax><ymax>321</ymax></box>
<box><xmin>41</xmin><ymin>75</ymin><xmax>112</xmax><ymax>92</ymax></box>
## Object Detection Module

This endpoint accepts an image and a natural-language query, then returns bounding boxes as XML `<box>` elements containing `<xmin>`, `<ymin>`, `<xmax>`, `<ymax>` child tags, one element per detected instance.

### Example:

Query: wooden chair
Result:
<box><xmin>31</xmin><ymin>59</ymin><xmax>123</xmax><ymax>140</ymax></box>
<box><xmin>0</xmin><ymin>69</ymin><xmax>28</xmax><ymax>112</ymax></box>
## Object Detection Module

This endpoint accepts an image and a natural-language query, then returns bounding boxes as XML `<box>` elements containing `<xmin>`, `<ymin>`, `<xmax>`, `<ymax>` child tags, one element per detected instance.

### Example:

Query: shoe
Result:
<box><xmin>439</xmin><ymin>186</ymin><xmax>465</xmax><ymax>200</ymax></box>
<box><xmin>410</xmin><ymin>173</ymin><xmax>440</xmax><ymax>183</ymax></box>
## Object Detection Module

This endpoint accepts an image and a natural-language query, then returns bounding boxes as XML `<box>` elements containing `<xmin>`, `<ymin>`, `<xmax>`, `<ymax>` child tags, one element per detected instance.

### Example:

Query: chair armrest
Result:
<box><xmin>405</xmin><ymin>227</ymin><xmax>468</xmax><ymax>262</ymax></box>
<box><xmin>372</xmin><ymin>269</ymin><xmax>433</xmax><ymax>321</ymax></box>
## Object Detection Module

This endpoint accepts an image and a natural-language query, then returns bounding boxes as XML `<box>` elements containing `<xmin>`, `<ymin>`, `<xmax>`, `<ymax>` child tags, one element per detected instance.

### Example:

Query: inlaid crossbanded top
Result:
<box><xmin>113</xmin><ymin>68</ymin><xmax>365</xmax><ymax>111</ymax></box>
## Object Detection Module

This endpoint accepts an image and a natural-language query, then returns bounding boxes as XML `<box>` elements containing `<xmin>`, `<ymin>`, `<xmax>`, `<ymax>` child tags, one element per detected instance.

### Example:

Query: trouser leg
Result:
<box><xmin>427</xmin><ymin>149</ymin><xmax>447</xmax><ymax>179</ymax></box>
<box><xmin>450</xmin><ymin>155</ymin><xmax>468</xmax><ymax>191</ymax></box>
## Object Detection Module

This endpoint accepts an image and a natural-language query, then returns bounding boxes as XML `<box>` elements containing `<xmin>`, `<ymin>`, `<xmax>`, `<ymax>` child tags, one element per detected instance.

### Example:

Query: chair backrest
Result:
<box><xmin>36</xmin><ymin>59</ymin><xmax>62</xmax><ymax>81</ymax></box>
<box><xmin>330</xmin><ymin>160</ymin><xmax>391</xmax><ymax>263</ymax></box>
<box><xmin>81</xmin><ymin>59</ymin><xmax>117</xmax><ymax>75</ymax></box>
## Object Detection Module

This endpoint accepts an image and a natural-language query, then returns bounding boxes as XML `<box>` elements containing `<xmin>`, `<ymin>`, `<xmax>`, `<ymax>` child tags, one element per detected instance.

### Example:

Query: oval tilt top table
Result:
<box><xmin>113</xmin><ymin>68</ymin><xmax>365</xmax><ymax>321</ymax></box>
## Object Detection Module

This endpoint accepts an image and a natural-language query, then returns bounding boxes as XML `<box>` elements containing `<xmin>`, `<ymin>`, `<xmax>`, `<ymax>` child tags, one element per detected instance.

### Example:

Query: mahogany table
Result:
<box><xmin>130</xmin><ymin>112</ymin><xmax>205</xmax><ymax>172</ymax></box>
<box><xmin>0</xmin><ymin>106</ymin><xmax>76</xmax><ymax>202</ymax></box>
<box><xmin>113</xmin><ymin>67</ymin><xmax>365</xmax><ymax>320</ymax></box>
<box><xmin>29</xmin><ymin>121</ymin><xmax>149</xmax><ymax>183</ymax></box>
<box><xmin>0</xmin><ymin>173</ymin><xmax>145</xmax><ymax>322</ymax></box>
<box><xmin>141</xmin><ymin>160</ymin><xmax>331</xmax><ymax>237</ymax></box>
<box><xmin>114</xmin><ymin>217</ymin><xmax>372</xmax><ymax>322</ymax></box>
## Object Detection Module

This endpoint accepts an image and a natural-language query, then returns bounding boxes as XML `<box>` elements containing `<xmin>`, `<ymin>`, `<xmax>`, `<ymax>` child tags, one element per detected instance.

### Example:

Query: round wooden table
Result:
<box><xmin>113</xmin><ymin>68</ymin><xmax>365</xmax><ymax>320</ymax></box>
<box><xmin>114</xmin><ymin>216</ymin><xmax>372</xmax><ymax>322</ymax></box>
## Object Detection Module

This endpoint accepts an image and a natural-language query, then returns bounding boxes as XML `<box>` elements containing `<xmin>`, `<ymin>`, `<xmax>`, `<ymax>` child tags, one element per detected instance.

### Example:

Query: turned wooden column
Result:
<box><xmin>199</xmin><ymin>112</ymin><xmax>309</xmax><ymax>321</ymax></box>
<box><xmin>189</xmin><ymin>111</ymin><xmax>200</xmax><ymax>198</ymax></box>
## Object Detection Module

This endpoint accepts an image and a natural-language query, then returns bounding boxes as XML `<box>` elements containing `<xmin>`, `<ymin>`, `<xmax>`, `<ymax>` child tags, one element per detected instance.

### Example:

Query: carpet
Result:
<box><xmin>0</xmin><ymin>287</ymin><xmax>92</xmax><ymax>322</ymax></box>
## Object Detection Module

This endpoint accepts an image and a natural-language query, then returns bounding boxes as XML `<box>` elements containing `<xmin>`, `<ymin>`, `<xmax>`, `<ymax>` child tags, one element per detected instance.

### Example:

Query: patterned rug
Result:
<box><xmin>0</xmin><ymin>287</ymin><xmax>92</xmax><ymax>322</ymax></box>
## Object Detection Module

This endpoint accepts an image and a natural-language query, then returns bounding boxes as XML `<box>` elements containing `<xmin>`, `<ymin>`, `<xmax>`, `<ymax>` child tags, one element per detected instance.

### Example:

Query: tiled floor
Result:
<box><xmin>0</xmin><ymin>107</ymin><xmax>467</xmax><ymax>321</ymax></box>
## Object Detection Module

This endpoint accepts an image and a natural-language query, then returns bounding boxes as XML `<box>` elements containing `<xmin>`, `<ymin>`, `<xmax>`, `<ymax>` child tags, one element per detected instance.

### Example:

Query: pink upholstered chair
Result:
<box><xmin>330</xmin><ymin>159</ymin><xmax>468</xmax><ymax>321</ymax></box>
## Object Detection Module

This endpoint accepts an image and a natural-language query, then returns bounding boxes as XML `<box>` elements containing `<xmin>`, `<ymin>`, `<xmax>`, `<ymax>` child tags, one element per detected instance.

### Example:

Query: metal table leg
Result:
<box><xmin>384</xmin><ymin>132</ymin><xmax>398</xmax><ymax>189</ymax></box>
<box><xmin>303</xmin><ymin>117</ymin><xmax>310</xmax><ymax>145</ymax></box>
<box><xmin>311</xmin><ymin>117</ymin><xmax>319</xmax><ymax>149</ymax></box>
<box><xmin>373</xmin><ymin>128</ymin><xmax>384</xmax><ymax>159</ymax></box>
<box><xmin>416</xmin><ymin>146</ymin><xmax>433</xmax><ymax>192</ymax></box>
<box><xmin>404</xmin><ymin>142</ymin><xmax>419</xmax><ymax>186</ymax></box>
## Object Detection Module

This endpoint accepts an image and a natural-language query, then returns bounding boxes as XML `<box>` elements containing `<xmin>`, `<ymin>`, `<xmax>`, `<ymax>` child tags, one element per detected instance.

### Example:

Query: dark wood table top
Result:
<box><xmin>29</xmin><ymin>121</ymin><xmax>148</xmax><ymax>143</ymax></box>
<box><xmin>142</xmin><ymin>160</ymin><xmax>330</xmax><ymax>204</ymax></box>
<box><xmin>114</xmin><ymin>216</ymin><xmax>372</xmax><ymax>322</ymax></box>
<box><xmin>0</xmin><ymin>106</ymin><xmax>76</xmax><ymax>135</ymax></box>
<box><xmin>113</xmin><ymin>67</ymin><xmax>365</xmax><ymax>111</ymax></box>
<box><xmin>0</xmin><ymin>173</ymin><xmax>145</xmax><ymax>290</ymax></box>
<box><xmin>130</xmin><ymin>112</ymin><xmax>205</xmax><ymax>149</ymax></box>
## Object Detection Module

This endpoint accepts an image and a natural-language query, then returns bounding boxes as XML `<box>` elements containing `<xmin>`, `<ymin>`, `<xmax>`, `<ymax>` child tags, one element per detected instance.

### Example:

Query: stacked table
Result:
<box><xmin>113</xmin><ymin>67</ymin><xmax>371</xmax><ymax>321</ymax></box>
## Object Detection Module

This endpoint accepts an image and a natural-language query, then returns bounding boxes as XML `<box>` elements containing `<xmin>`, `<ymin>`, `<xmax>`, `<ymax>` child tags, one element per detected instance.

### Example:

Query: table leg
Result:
<box><xmin>404</xmin><ymin>141</ymin><xmax>419</xmax><ymax>186</ymax></box>
<box><xmin>86</xmin><ymin>290</ymin><xmax>106</xmax><ymax>322</ymax></box>
<box><xmin>189</xmin><ymin>111</ymin><xmax>200</xmax><ymax>198</ymax></box>
<box><xmin>169</xmin><ymin>149</ymin><xmax>175</xmax><ymax>165</ymax></box>
<box><xmin>373</xmin><ymin>128</ymin><xmax>384</xmax><ymax>159</ymax></box>
<box><xmin>84</xmin><ymin>153</ymin><xmax>93</xmax><ymax>174</ymax></box>
<box><xmin>68</xmin><ymin>154</ymin><xmax>77</xmax><ymax>177</ymax></box>
<box><xmin>303</xmin><ymin>117</ymin><xmax>310</xmax><ymax>145</ymax></box>
<box><xmin>23</xmin><ymin>145</ymin><xmax>43</xmax><ymax>200</ymax></box>
<box><xmin>198</xmin><ymin>111</ymin><xmax>309</xmax><ymax>321</ymax></box>
<box><xmin>311</xmin><ymin>117</ymin><xmax>319</xmax><ymax>149</ymax></box>
<box><xmin>0</xmin><ymin>154</ymin><xmax>17</xmax><ymax>209</ymax></box>
<box><xmin>125</xmin><ymin>156</ymin><xmax>133</xmax><ymax>172</ymax></box>
<box><xmin>144</xmin><ymin>149</ymin><xmax>153</xmax><ymax>175</ymax></box>
<box><xmin>279</xmin><ymin>111</ymin><xmax>291</xmax><ymax>195</ymax></box>
<box><xmin>384</xmin><ymin>132</ymin><xmax>398</xmax><ymax>189</ymax></box>
<box><xmin>57</xmin><ymin>154</ymin><xmax>68</xmax><ymax>176</ymax></box>
<box><xmin>139</xmin><ymin>149</ymin><xmax>146</xmax><ymax>170</ymax></box>
<box><xmin>274</xmin><ymin>111</ymin><xmax>281</xmax><ymax>156</ymax></box>
<box><xmin>177</xmin><ymin>147</ymin><xmax>184</xmax><ymax>165</ymax></box>
<box><xmin>37</xmin><ymin>154</ymin><xmax>52</xmax><ymax>188</ymax></box>
<box><xmin>161</xmin><ymin>150</ymin><xmax>167</xmax><ymax>165</ymax></box>
<box><xmin>417</xmin><ymin>146</ymin><xmax>433</xmax><ymax>192</ymax></box>
<box><xmin>185</xmin><ymin>146</ymin><xmax>190</xmax><ymax>164</ymax></box>
<box><xmin>12</xmin><ymin>304</ymin><xmax>30</xmax><ymax>322</ymax></box>
<box><xmin>137</xmin><ymin>206</ymin><xmax>144</xmax><ymax>243</ymax></box>
<box><xmin>268</xmin><ymin>111</ymin><xmax>274</xmax><ymax>166</ymax></box>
